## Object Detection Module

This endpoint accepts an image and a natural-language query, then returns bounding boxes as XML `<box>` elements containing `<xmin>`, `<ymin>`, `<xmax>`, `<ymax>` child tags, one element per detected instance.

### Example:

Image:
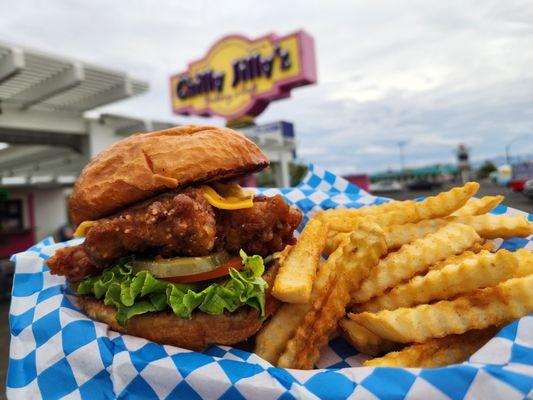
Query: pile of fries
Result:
<box><xmin>256</xmin><ymin>183</ymin><xmax>533</xmax><ymax>369</ymax></box>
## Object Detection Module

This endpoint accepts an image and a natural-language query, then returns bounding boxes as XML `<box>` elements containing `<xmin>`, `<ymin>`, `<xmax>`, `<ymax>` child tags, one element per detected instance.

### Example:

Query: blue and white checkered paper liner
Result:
<box><xmin>7</xmin><ymin>164</ymin><xmax>533</xmax><ymax>400</ymax></box>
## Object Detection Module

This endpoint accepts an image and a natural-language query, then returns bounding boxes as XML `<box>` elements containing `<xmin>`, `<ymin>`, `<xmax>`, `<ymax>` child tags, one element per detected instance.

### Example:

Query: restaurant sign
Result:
<box><xmin>170</xmin><ymin>30</ymin><xmax>316</xmax><ymax>120</ymax></box>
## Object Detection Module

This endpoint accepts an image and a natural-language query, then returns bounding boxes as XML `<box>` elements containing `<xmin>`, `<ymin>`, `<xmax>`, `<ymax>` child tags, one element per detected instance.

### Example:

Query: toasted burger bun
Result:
<box><xmin>69</xmin><ymin>125</ymin><xmax>269</xmax><ymax>225</ymax></box>
<box><xmin>78</xmin><ymin>261</ymin><xmax>281</xmax><ymax>351</ymax></box>
<box><xmin>79</xmin><ymin>294</ymin><xmax>280</xmax><ymax>351</ymax></box>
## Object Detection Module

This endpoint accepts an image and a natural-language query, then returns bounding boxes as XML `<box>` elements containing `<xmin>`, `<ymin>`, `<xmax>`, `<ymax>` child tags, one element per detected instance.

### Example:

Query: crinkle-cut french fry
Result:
<box><xmin>382</xmin><ymin>240</ymin><xmax>489</xmax><ymax>272</ymax></box>
<box><xmin>480</xmin><ymin>241</ymin><xmax>496</xmax><ymax>252</ymax></box>
<box><xmin>273</xmin><ymin>239</ymin><xmax>351</xmax><ymax>367</ymax></box>
<box><xmin>370</xmin><ymin>182</ymin><xmax>479</xmax><ymax>227</ymax></box>
<box><xmin>515</xmin><ymin>249</ymin><xmax>533</xmax><ymax>277</ymax></box>
<box><xmin>254</xmin><ymin>302</ymin><xmax>309</xmax><ymax>364</ymax></box>
<box><xmin>325</xmin><ymin>182</ymin><xmax>479</xmax><ymax>234</ymax></box>
<box><xmin>384</xmin><ymin>219</ymin><xmax>447</xmax><ymax>250</ymax></box>
<box><xmin>351</xmin><ymin>223</ymin><xmax>481</xmax><ymax>304</ymax></box>
<box><xmin>428</xmin><ymin>242</ymin><xmax>494</xmax><ymax>272</ymax></box>
<box><xmin>324</xmin><ymin>183</ymin><xmax>479</xmax><ymax>253</ymax></box>
<box><xmin>255</xmin><ymin>257</ymin><xmax>332</xmax><ymax>364</ymax></box>
<box><xmin>324</xmin><ymin>231</ymin><xmax>350</xmax><ymax>255</ymax></box>
<box><xmin>363</xmin><ymin>327</ymin><xmax>498</xmax><ymax>368</ymax></box>
<box><xmin>383</xmin><ymin>214</ymin><xmax>531</xmax><ymax>250</ymax></box>
<box><xmin>328</xmin><ymin>217</ymin><xmax>489</xmax><ymax>256</ymax></box>
<box><xmin>321</xmin><ymin>182</ymin><xmax>478</xmax><ymax>223</ymax></box>
<box><xmin>355</xmin><ymin>249</ymin><xmax>518</xmax><ymax>313</ymax></box>
<box><xmin>272</xmin><ymin>219</ymin><xmax>327</xmax><ymax>304</ymax></box>
<box><xmin>318</xmin><ymin>199</ymin><xmax>411</xmax><ymax>220</ymax></box>
<box><xmin>277</xmin><ymin>221</ymin><xmax>387</xmax><ymax>369</ymax></box>
<box><xmin>452</xmin><ymin>196</ymin><xmax>504</xmax><ymax>217</ymax></box>
<box><xmin>450</xmin><ymin>214</ymin><xmax>532</xmax><ymax>239</ymax></box>
<box><xmin>340</xmin><ymin>318</ymin><xmax>398</xmax><ymax>356</ymax></box>
<box><xmin>255</xmin><ymin>238</ymin><xmax>346</xmax><ymax>364</ymax></box>
<box><xmin>350</xmin><ymin>274</ymin><xmax>533</xmax><ymax>343</ymax></box>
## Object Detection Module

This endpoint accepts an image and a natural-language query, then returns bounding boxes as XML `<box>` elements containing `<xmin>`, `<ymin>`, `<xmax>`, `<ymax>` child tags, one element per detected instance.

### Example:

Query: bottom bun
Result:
<box><xmin>77</xmin><ymin>262</ymin><xmax>281</xmax><ymax>351</ymax></box>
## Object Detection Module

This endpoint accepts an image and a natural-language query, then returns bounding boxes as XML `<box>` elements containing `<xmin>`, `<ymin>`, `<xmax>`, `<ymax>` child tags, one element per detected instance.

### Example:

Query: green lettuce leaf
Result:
<box><xmin>77</xmin><ymin>251</ymin><xmax>267</xmax><ymax>327</ymax></box>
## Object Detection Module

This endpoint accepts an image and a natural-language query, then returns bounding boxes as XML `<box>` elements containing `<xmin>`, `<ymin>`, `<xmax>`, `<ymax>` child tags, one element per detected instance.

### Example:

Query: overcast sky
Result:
<box><xmin>1</xmin><ymin>0</ymin><xmax>532</xmax><ymax>174</ymax></box>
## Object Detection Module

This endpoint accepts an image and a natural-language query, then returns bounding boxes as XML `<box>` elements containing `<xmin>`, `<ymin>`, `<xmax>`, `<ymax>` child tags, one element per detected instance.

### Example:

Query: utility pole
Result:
<box><xmin>398</xmin><ymin>141</ymin><xmax>406</xmax><ymax>171</ymax></box>
<box><xmin>505</xmin><ymin>144</ymin><xmax>510</xmax><ymax>165</ymax></box>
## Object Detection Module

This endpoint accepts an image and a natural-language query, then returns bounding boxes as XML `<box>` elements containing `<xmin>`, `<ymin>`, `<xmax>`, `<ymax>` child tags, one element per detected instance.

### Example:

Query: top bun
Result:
<box><xmin>69</xmin><ymin>125</ymin><xmax>269</xmax><ymax>225</ymax></box>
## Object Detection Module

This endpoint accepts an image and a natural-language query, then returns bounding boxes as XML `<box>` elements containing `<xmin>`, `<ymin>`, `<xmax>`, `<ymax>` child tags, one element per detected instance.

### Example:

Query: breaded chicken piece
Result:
<box><xmin>46</xmin><ymin>189</ymin><xmax>302</xmax><ymax>282</ymax></box>
<box><xmin>217</xmin><ymin>194</ymin><xmax>302</xmax><ymax>256</ymax></box>
<box><xmin>84</xmin><ymin>188</ymin><xmax>217</xmax><ymax>265</ymax></box>
<box><xmin>46</xmin><ymin>245</ymin><xmax>100</xmax><ymax>282</ymax></box>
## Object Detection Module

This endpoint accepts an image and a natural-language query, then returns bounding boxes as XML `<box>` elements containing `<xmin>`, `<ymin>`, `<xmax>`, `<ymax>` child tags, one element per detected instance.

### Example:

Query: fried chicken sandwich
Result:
<box><xmin>46</xmin><ymin>125</ymin><xmax>302</xmax><ymax>350</ymax></box>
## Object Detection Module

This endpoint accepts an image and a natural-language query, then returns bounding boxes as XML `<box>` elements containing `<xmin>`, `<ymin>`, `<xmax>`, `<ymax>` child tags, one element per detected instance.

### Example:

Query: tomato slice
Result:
<box><xmin>132</xmin><ymin>251</ymin><xmax>230</xmax><ymax>278</ymax></box>
<box><xmin>161</xmin><ymin>257</ymin><xmax>244</xmax><ymax>283</ymax></box>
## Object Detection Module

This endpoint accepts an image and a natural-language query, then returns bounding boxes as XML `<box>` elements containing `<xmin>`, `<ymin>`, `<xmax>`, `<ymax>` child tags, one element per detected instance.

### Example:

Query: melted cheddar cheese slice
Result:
<box><xmin>200</xmin><ymin>185</ymin><xmax>254</xmax><ymax>210</ymax></box>
<box><xmin>73</xmin><ymin>220</ymin><xmax>99</xmax><ymax>238</ymax></box>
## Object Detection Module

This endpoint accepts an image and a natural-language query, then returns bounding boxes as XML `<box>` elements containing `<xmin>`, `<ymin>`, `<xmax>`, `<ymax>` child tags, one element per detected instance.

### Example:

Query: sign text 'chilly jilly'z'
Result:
<box><xmin>170</xmin><ymin>30</ymin><xmax>316</xmax><ymax>120</ymax></box>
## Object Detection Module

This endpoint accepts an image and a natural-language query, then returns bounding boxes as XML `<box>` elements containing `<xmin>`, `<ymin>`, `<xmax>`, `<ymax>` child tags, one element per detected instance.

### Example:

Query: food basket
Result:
<box><xmin>7</xmin><ymin>164</ymin><xmax>533</xmax><ymax>399</ymax></box>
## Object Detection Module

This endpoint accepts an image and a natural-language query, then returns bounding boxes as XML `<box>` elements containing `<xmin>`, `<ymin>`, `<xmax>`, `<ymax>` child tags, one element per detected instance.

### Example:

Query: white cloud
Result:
<box><xmin>298</xmin><ymin>146</ymin><xmax>328</xmax><ymax>157</ymax></box>
<box><xmin>328</xmin><ymin>66</ymin><xmax>450</xmax><ymax>103</ymax></box>
<box><xmin>328</xmin><ymin>165</ymin><xmax>361</xmax><ymax>176</ymax></box>
<box><xmin>356</xmin><ymin>145</ymin><xmax>397</xmax><ymax>156</ymax></box>
<box><xmin>409</xmin><ymin>133</ymin><xmax>480</xmax><ymax>148</ymax></box>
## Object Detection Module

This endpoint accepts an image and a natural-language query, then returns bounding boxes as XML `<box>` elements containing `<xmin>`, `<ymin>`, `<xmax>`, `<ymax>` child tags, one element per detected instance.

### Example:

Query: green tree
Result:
<box><xmin>256</xmin><ymin>163</ymin><xmax>309</xmax><ymax>187</ymax></box>
<box><xmin>256</xmin><ymin>166</ymin><xmax>276</xmax><ymax>187</ymax></box>
<box><xmin>476</xmin><ymin>161</ymin><xmax>497</xmax><ymax>179</ymax></box>
<box><xmin>290</xmin><ymin>163</ymin><xmax>309</xmax><ymax>186</ymax></box>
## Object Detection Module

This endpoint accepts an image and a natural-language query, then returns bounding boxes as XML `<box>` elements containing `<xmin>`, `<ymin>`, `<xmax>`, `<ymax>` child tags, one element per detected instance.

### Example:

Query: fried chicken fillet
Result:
<box><xmin>47</xmin><ymin>188</ymin><xmax>301</xmax><ymax>282</ymax></box>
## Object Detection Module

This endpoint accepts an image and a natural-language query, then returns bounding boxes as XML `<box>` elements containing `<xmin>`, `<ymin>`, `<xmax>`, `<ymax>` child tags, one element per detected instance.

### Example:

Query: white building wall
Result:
<box><xmin>88</xmin><ymin>120</ymin><xmax>120</xmax><ymax>157</ymax></box>
<box><xmin>33</xmin><ymin>189</ymin><xmax>69</xmax><ymax>241</ymax></box>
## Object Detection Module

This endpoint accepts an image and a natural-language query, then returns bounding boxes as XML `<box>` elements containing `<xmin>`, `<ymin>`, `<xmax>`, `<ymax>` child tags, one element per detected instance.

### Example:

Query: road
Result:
<box><xmin>380</xmin><ymin>181</ymin><xmax>533</xmax><ymax>214</ymax></box>
<box><xmin>0</xmin><ymin>181</ymin><xmax>530</xmax><ymax>398</ymax></box>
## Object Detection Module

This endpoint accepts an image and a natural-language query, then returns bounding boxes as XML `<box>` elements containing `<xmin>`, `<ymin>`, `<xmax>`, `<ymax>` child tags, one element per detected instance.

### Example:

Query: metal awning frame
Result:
<box><xmin>0</xmin><ymin>42</ymin><xmax>148</xmax><ymax>113</ymax></box>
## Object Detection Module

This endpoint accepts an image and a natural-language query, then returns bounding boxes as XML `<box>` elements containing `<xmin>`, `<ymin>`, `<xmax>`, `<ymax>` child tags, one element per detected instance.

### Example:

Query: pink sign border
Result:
<box><xmin>169</xmin><ymin>30</ymin><xmax>317</xmax><ymax>120</ymax></box>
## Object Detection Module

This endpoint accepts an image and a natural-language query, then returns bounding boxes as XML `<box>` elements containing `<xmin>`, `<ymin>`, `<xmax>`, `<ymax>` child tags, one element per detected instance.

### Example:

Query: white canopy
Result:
<box><xmin>0</xmin><ymin>42</ymin><xmax>148</xmax><ymax>112</ymax></box>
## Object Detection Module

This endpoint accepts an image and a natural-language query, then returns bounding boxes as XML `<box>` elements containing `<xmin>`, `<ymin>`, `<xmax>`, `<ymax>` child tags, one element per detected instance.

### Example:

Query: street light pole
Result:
<box><xmin>505</xmin><ymin>134</ymin><xmax>532</xmax><ymax>165</ymax></box>
<box><xmin>505</xmin><ymin>143</ymin><xmax>511</xmax><ymax>165</ymax></box>
<box><xmin>398</xmin><ymin>141</ymin><xmax>406</xmax><ymax>171</ymax></box>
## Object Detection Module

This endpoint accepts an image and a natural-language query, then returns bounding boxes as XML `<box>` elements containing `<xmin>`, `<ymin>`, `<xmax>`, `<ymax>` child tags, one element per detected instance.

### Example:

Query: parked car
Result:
<box><xmin>369</xmin><ymin>180</ymin><xmax>403</xmax><ymax>193</ymax></box>
<box><xmin>510</xmin><ymin>179</ymin><xmax>526</xmax><ymax>192</ymax></box>
<box><xmin>511</xmin><ymin>162</ymin><xmax>533</xmax><ymax>191</ymax></box>
<box><xmin>407</xmin><ymin>179</ymin><xmax>435</xmax><ymax>191</ymax></box>
<box><xmin>523</xmin><ymin>179</ymin><xmax>533</xmax><ymax>200</ymax></box>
